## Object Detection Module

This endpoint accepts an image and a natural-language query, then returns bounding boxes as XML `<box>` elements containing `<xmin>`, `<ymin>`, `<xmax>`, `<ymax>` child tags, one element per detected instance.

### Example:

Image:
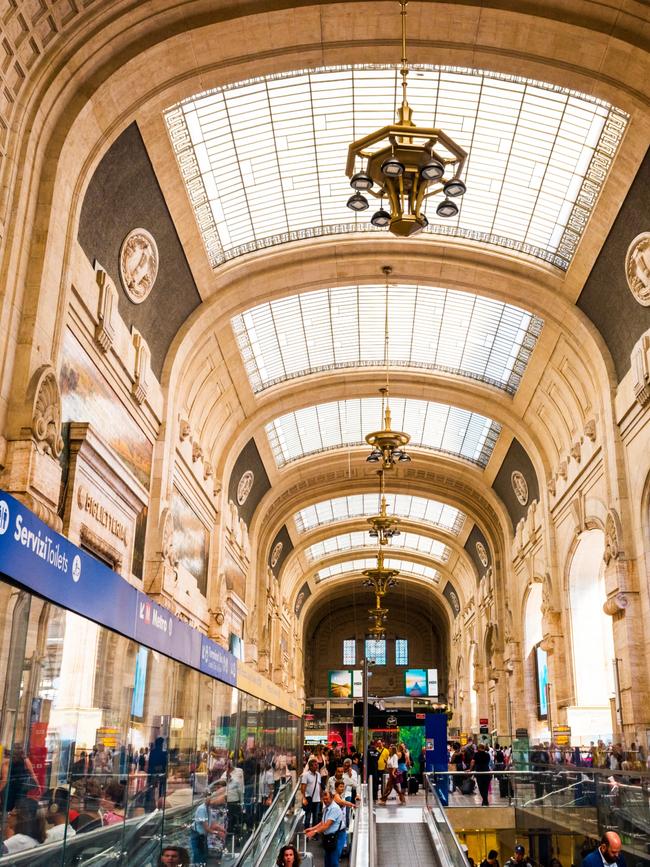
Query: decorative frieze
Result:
<box><xmin>131</xmin><ymin>328</ymin><xmax>150</xmax><ymax>405</ymax></box>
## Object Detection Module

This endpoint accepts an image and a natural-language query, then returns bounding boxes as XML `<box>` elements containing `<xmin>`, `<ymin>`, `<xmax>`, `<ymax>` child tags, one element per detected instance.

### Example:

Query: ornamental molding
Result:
<box><xmin>94</xmin><ymin>263</ymin><xmax>118</xmax><ymax>353</ymax></box>
<box><xmin>625</xmin><ymin>232</ymin><xmax>650</xmax><ymax>306</ymax></box>
<box><xmin>119</xmin><ymin>228</ymin><xmax>159</xmax><ymax>304</ymax></box>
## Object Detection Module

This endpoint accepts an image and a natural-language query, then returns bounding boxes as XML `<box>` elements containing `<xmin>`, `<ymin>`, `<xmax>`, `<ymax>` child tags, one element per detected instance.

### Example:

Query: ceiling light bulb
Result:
<box><xmin>420</xmin><ymin>159</ymin><xmax>444</xmax><ymax>181</ymax></box>
<box><xmin>347</xmin><ymin>192</ymin><xmax>370</xmax><ymax>212</ymax></box>
<box><xmin>443</xmin><ymin>178</ymin><xmax>466</xmax><ymax>197</ymax></box>
<box><xmin>381</xmin><ymin>158</ymin><xmax>405</xmax><ymax>178</ymax></box>
<box><xmin>350</xmin><ymin>172</ymin><xmax>374</xmax><ymax>191</ymax></box>
<box><xmin>436</xmin><ymin>198</ymin><xmax>459</xmax><ymax>218</ymax></box>
<box><xmin>371</xmin><ymin>208</ymin><xmax>391</xmax><ymax>228</ymax></box>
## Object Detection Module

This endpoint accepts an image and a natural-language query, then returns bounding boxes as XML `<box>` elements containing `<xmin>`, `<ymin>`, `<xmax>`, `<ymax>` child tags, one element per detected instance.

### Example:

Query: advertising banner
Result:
<box><xmin>328</xmin><ymin>670</ymin><xmax>353</xmax><ymax>698</ymax></box>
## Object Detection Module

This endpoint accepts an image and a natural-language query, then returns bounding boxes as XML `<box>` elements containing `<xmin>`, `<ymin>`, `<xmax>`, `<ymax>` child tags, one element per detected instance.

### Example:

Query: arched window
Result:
<box><xmin>524</xmin><ymin>583</ymin><xmax>543</xmax><ymax>657</ymax></box>
<box><xmin>469</xmin><ymin>643</ymin><xmax>477</xmax><ymax>729</ymax></box>
<box><xmin>523</xmin><ymin>583</ymin><xmax>545</xmax><ymax>733</ymax></box>
<box><xmin>568</xmin><ymin>530</ymin><xmax>615</xmax><ymax>724</ymax></box>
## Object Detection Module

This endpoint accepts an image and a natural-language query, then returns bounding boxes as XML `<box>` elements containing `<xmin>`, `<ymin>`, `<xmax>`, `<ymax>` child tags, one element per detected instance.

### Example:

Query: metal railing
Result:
<box><xmin>423</xmin><ymin>774</ymin><xmax>470</xmax><ymax>867</ymax></box>
<box><xmin>234</xmin><ymin>779</ymin><xmax>302</xmax><ymax>867</ymax></box>
<box><xmin>427</xmin><ymin>768</ymin><xmax>650</xmax><ymax>858</ymax></box>
<box><xmin>350</xmin><ymin>779</ymin><xmax>374</xmax><ymax>867</ymax></box>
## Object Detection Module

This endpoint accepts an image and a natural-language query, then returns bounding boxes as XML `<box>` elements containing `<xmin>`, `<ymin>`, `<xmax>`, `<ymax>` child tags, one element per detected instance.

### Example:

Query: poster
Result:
<box><xmin>328</xmin><ymin>670</ymin><xmax>352</xmax><ymax>698</ymax></box>
<box><xmin>404</xmin><ymin>669</ymin><xmax>428</xmax><ymax>696</ymax></box>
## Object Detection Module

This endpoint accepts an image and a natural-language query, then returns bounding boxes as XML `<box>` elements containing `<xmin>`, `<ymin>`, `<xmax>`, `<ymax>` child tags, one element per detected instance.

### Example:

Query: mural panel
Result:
<box><xmin>60</xmin><ymin>329</ymin><xmax>153</xmax><ymax>490</ymax></box>
<box><xmin>172</xmin><ymin>486</ymin><xmax>209</xmax><ymax>596</ymax></box>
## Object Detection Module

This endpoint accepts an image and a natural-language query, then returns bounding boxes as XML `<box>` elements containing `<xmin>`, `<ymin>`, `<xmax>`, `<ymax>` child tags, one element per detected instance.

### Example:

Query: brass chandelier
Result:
<box><xmin>345</xmin><ymin>0</ymin><xmax>468</xmax><ymax>237</ymax></box>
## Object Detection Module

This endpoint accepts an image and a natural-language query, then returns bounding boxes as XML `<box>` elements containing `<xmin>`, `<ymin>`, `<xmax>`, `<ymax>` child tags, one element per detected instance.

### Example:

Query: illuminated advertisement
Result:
<box><xmin>535</xmin><ymin>643</ymin><xmax>549</xmax><ymax>719</ymax></box>
<box><xmin>427</xmin><ymin>668</ymin><xmax>438</xmax><ymax>697</ymax></box>
<box><xmin>328</xmin><ymin>670</ymin><xmax>352</xmax><ymax>698</ymax></box>
<box><xmin>131</xmin><ymin>646</ymin><xmax>148</xmax><ymax>718</ymax></box>
<box><xmin>404</xmin><ymin>669</ymin><xmax>428</xmax><ymax>697</ymax></box>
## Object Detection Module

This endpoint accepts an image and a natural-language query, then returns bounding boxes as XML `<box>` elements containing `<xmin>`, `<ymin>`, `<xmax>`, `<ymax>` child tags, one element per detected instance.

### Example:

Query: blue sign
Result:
<box><xmin>0</xmin><ymin>492</ymin><xmax>238</xmax><ymax>688</ymax></box>
<box><xmin>0</xmin><ymin>491</ymin><xmax>137</xmax><ymax>635</ymax></box>
<box><xmin>134</xmin><ymin>591</ymin><xmax>201</xmax><ymax>667</ymax></box>
<box><xmin>200</xmin><ymin>635</ymin><xmax>237</xmax><ymax>686</ymax></box>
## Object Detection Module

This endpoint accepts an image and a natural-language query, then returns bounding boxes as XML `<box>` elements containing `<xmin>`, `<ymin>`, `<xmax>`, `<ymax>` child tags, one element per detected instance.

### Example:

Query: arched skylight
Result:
<box><xmin>305</xmin><ymin>531</ymin><xmax>450</xmax><ymax>563</ymax></box>
<box><xmin>265</xmin><ymin>397</ymin><xmax>500</xmax><ymax>468</ymax></box>
<box><xmin>294</xmin><ymin>494</ymin><xmax>466</xmax><ymax>536</ymax></box>
<box><xmin>316</xmin><ymin>557</ymin><xmax>440</xmax><ymax>583</ymax></box>
<box><xmin>165</xmin><ymin>65</ymin><xmax>627</xmax><ymax>270</ymax></box>
<box><xmin>232</xmin><ymin>285</ymin><xmax>543</xmax><ymax>395</ymax></box>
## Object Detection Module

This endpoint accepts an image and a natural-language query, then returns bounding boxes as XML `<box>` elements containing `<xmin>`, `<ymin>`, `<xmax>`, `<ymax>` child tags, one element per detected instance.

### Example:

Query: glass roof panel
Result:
<box><xmin>315</xmin><ymin>557</ymin><xmax>440</xmax><ymax>583</ymax></box>
<box><xmin>305</xmin><ymin>531</ymin><xmax>450</xmax><ymax>562</ymax></box>
<box><xmin>165</xmin><ymin>65</ymin><xmax>627</xmax><ymax>270</ymax></box>
<box><xmin>294</xmin><ymin>494</ymin><xmax>466</xmax><ymax>535</ymax></box>
<box><xmin>232</xmin><ymin>284</ymin><xmax>543</xmax><ymax>395</ymax></box>
<box><xmin>265</xmin><ymin>397</ymin><xmax>501</xmax><ymax>468</ymax></box>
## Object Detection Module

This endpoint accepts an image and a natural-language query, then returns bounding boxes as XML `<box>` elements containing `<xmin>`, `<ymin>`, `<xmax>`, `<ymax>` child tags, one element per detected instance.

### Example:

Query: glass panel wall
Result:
<box><xmin>0</xmin><ymin>576</ymin><xmax>300</xmax><ymax>865</ymax></box>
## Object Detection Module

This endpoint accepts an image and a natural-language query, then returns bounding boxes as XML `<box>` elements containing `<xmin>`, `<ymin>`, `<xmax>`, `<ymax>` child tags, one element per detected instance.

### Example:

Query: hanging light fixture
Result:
<box><xmin>345</xmin><ymin>0</ymin><xmax>468</xmax><ymax>237</ymax></box>
<box><xmin>365</xmin><ymin>266</ymin><xmax>411</xmax><ymax>470</ymax></box>
<box><xmin>363</xmin><ymin>549</ymin><xmax>399</xmax><ymax>639</ymax></box>
<box><xmin>367</xmin><ymin>470</ymin><xmax>401</xmax><ymax>544</ymax></box>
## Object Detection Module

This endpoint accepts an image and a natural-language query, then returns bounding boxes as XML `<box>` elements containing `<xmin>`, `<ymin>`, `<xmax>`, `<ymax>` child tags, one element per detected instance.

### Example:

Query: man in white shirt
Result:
<box><xmin>342</xmin><ymin>758</ymin><xmax>359</xmax><ymax>799</ymax></box>
<box><xmin>300</xmin><ymin>757</ymin><xmax>322</xmax><ymax>829</ymax></box>
<box><xmin>305</xmin><ymin>790</ymin><xmax>346</xmax><ymax>866</ymax></box>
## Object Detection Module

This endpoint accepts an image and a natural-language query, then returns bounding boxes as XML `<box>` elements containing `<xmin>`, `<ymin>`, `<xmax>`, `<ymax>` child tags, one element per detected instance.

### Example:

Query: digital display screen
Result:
<box><xmin>131</xmin><ymin>646</ymin><xmax>148</xmax><ymax>718</ymax></box>
<box><xmin>535</xmin><ymin>643</ymin><xmax>548</xmax><ymax>719</ymax></box>
<box><xmin>404</xmin><ymin>669</ymin><xmax>428</xmax><ymax>697</ymax></box>
<box><xmin>427</xmin><ymin>669</ymin><xmax>438</xmax><ymax>697</ymax></box>
<box><xmin>329</xmin><ymin>670</ymin><xmax>352</xmax><ymax>698</ymax></box>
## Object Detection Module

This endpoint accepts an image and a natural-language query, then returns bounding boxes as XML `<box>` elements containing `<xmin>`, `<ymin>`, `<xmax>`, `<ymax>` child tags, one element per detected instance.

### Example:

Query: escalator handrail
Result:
<box><xmin>423</xmin><ymin>773</ymin><xmax>469</xmax><ymax>867</ymax></box>
<box><xmin>233</xmin><ymin>778</ymin><xmax>301</xmax><ymax>866</ymax></box>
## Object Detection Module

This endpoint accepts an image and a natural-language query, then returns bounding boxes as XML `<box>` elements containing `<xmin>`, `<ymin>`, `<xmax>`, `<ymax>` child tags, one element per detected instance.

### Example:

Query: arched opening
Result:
<box><xmin>567</xmin><ymin>529</ymin><xmax>616</xmax><ymax>743</ymax></box>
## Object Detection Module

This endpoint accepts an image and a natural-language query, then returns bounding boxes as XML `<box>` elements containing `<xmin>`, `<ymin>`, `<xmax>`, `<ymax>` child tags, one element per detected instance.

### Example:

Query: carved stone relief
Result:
<box><xmin>625</xmin><ymin>232</ymin><xmax>650</xmax><ymax>306</ymax></box>
<box><xmin>603</xmin><ymin>509</ymin><xmax>623</xmax><ymax>565</ymax></box>
<box><xmin>119</xmin><ymin>228</ymin><xmax>159</xmax><ymax>303</ymax></box>
<box><xmin>476</xmin><ymin>541</ymin><xmax>489</xmax><ymax>568</ymax></box>
<box><xmin>131</xmin><ymin>329</ymin><xmax>150</xmax><ymax>405</ymax></box>
<box><xmin>237</xmin><ymin>470</ymin><xmax>254</xmax><ymax>505</ymax></box>
<box><xmin>270</xmin><ymin>541</ymin><xmax>283</xmax><ymax>568</ymax></box>
<box><xmin>511</xmin><ymin>470</ymin><xmax>529</xmax><ymax>506</ymax></box>
<box><xmin>30</xmin><ymin>366</ymin><xmax>64</xmax><ymax>458</ymax></box>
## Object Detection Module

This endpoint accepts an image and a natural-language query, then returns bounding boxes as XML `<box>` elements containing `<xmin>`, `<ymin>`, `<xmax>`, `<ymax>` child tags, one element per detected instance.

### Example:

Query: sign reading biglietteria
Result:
<box><xmin>0</xmin><ymin>491</ymin><xmax>237</xmax><ymax>686</ymax></box>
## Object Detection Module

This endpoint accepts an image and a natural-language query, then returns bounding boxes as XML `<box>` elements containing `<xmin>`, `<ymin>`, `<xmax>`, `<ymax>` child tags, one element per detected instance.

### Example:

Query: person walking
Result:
<box><xmin>379</xmin><ymin>745</ymin><xmax>405</xmax><ymax>804</ymax></box>
<box><xmin>480</xmin><ymin>849</ymin><xmax>500</xmax><ymax>867</ymax></box>
<box><xmin>470</xmin><ymin>743</ymin><xmax>492</xmax><ymax>806</ymax></box>
<box><xmin>300</xmin><ymin>757</ymin><xmax>322</xmax><ymax>830</ymax></box>
<box><xmin>504</xmin><ymin>844</ymin><xmax>534</xmax><ymax>867</ymax></box>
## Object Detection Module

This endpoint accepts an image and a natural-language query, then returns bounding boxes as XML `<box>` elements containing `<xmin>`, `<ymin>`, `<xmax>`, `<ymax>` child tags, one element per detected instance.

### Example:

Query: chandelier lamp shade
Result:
<box><xmin>367</xmin><ymin>470</ymin><xmax>402</xmax><ymax>545</ymax></box>
<box><xmin>345</xmin><ymin>0</ymin><xmax>468</xmax><ymax>237</ymax></box>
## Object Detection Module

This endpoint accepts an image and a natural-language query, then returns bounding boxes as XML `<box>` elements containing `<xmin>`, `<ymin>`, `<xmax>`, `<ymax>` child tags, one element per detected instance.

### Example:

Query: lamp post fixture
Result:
<box><xmin>346</xmin><ymin>0</ymin><xmax>468</xmax><ymax>236</ymax></box>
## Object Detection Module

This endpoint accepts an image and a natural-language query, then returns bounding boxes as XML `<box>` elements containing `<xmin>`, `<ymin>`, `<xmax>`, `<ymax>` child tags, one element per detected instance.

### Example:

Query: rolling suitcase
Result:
<box><xmin>460</xmin><ymin>776</ymin><xmax>475</xmax><ymax>795</ymax></box>
<box><xmin>408</xmin><ymin>776</ymin><xmax>419</xmax><ymax>795</ymax></box>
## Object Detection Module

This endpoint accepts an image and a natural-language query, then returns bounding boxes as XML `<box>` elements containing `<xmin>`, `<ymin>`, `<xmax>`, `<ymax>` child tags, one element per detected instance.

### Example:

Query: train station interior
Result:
<box><xmin>0</xmin><ymin>0</ymin><xmax>648</xmax><ymax>864</ymax></box>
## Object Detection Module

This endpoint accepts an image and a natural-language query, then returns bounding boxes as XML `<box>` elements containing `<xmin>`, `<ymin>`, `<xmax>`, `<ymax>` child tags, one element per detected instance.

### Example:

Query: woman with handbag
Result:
<box><xmin>305</xmin><ymin>790</ymin><xmax>346</xmax><ymax>866</ymax></box>
<box><xmin>379</xmin><ymin>746</ymin><xmax>405</xmax><ymax>804</ymax></box>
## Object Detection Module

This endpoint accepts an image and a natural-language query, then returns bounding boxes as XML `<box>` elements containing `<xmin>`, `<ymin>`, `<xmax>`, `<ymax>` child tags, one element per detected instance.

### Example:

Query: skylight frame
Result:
<box><xmin>232</xmin><ymin>284</ymin><xmax>543</xmax><ymax>396</ymax></box>
<box><xmin>165</xmin><ymin>64</ymin><xmax>628</xmax><ymax>271</ymax></box>
<box><xmin>315</xmin><ymin>557</ymin><xmax>441</xmax><ymax>583</ymax></box>
<box><xmin>305</xmin><ymin>531</ymin><xmax>451</xmax><ymax>563</ymax></box>
<box><xmin>294</xmin><ymin>493</ymin><xmax>466</xmax><ymax>536</ymax></box>
<box><xmin>265</xmin><ymin>397</ymin><xmax>501</xmax><ymax>468</ymax></box>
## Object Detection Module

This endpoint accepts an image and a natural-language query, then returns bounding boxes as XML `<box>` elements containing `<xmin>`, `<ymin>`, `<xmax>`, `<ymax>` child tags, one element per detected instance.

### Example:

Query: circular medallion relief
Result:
<box><xmin>625</xmin><ymin>232</ymin><xmax>650</xmax><ymax>307</ymax></box>
<box><xmin>270</xmin><ymin>541</ymin><xmax>284</xmax><ymax>568</ymax></box>
<box><xmin>476</xmin><ymin>541</ymin><xmax>489</xmax><ymax>568</ymax></box>
<box><xmin>511</xmin><ymin>470</ymin><xmax>529</xmax><ymax>506</ymax></box>
<box><xmin>236</xmin><ymin>470</ymin><xmax>254</xmax><ymax>505</ymax></box>
<box><xmin>119</xmin><ymin>228</ymin><xmax>159</xmax><ymax>303</ymax></box>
